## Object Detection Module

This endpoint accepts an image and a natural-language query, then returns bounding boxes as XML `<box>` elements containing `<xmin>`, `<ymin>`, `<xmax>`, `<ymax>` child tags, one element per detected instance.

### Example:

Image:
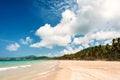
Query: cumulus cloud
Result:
<box><xmin>62</xmin><ymin>31</ymin><xmax>120</xmax><ymax>54</ymax></box>
<box><xmin>76</xmin><ymin>0</ymin><xmax>120</xmax><ymax>32</ymax></box>
<box><xmin>31</xmin><ymin>0</ymin><xmax>120</xmax><ymax>54</ymax></box>
<box><xmin>73</xmin><ymin>31</ymin><xmax>120</xmax><ymax>46</ymax></box>
<box><xmin>101</xmin><ymin>0</ymin><xmax>120</xmax><ymax>19</ymax></box>
<box><xmin>6</xmin><ymin>43</ymin><xmax>20</xmax><ymax>51</ymax></box>
<box><xmin>60</xmin><ymin>45</ymin><xmax>83</xmax><ymax>54</ymax></box>
<box><xmin>20</xmin><ymin>37</ymin><xmax>32</xmax><ymax>45</ymax></box>
<box><xmin>30</xmin><ymin>10</ymin><xmax>76</xmax><ymax>48</ymax></box>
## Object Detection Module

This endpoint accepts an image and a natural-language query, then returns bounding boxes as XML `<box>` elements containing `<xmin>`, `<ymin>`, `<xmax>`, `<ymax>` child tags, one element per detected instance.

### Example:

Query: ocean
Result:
<box><xmin>0</xmin><ymin>60</ymin><xmax>45</xmax><ymax>71</ymax></box>
<box><xmin>0</xmin><ymin>60</ymin><xmax>58</xmax><ymax>80</ymax></box>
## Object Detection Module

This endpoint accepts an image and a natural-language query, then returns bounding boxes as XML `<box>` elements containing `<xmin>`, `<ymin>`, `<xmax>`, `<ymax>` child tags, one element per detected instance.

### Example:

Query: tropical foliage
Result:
<box><xmin>1</xmin><ymin>38</ymin><xmax>120</xmax><ymax>61</ymax></box>
<box><xmin>0</xmin><ymin>55</ymin><xmax>48</xmax><ymax>61</ymax></box>
<box><xmin>54</xmin><ymin>37</ymin><xmax>120</xmax><ymax>60</ymax></box>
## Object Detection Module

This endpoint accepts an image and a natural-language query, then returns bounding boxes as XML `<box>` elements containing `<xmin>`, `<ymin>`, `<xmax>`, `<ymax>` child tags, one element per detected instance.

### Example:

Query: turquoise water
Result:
<box><xmin>0</xmin><ymin>60</ymin><xmax>46</xmax><ymax>68</ymax></box>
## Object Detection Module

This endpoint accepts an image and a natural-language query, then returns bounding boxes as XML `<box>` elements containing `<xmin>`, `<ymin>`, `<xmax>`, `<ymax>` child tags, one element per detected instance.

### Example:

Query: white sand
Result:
<box><xmin>0</xmin><ymin>60</ymin><xmax>120</xmax><ymax>80</ymax></box>
<box><xmin>55</xmin><ymin>60</ymin><xmax>120</xmax><ymax>80</ymax></box>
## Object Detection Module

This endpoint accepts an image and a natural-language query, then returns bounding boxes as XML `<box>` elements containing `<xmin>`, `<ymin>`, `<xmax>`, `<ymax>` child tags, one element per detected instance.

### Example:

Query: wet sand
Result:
<box><xmin>0</xmin><ymin>60</ymin><xmax>120</xmax><ymax>80</ymax></box>
<box><xmin>0</xmin><ymin>61</ymin><xmax>59</xmax><ymax>80</ymax></box>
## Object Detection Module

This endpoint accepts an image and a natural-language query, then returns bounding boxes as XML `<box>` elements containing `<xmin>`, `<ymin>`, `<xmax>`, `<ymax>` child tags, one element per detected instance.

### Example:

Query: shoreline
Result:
<box><xmin>0</xmin><ymin>60</ymin><xmax>120</xmax><ymax>80</ymax></box>
<box><xmin>0</xmin><ymin>60</ymin><xmax>59</xmax><ymax>80</ymax></box>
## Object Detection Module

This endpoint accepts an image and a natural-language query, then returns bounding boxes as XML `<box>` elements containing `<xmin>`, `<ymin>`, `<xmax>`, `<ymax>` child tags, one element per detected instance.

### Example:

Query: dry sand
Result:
<box><xmin>0</xmin><ymin>60</ymin><xmax>120</xmax><ymax>80</ymax></box>
<box><xmin>55</xmin><ymin>60</ymin><xmax>120</xmax><ymax>80</ymax></box>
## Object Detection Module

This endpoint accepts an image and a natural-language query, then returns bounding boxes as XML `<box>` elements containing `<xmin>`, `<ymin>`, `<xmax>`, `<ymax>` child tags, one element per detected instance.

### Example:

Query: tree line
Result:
<box><xmin>54</xmin><ymin>37</ymin><xmax>120</xmax><ymax>60</ymax></box>
<box><xmin>0</xmin><ymin>55</ymin><xmax>48</xmax><ymax>61</ymax></box>
<box><xmin>0</xmin><ymin>37</ymin><xmax>120</xmax><ymax>61</ymax></box>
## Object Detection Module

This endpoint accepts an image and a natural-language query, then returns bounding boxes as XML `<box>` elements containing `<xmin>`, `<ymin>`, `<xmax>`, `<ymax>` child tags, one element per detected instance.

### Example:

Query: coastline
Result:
<box><xmin>0</xmin><ymin>60</ymin><xmax>59</xmax><ymax>80</ymax></box>
<box><xmin>0</xmin><ymin>60</ymin><xmax>120</xmax><ymax>80</ymax></box>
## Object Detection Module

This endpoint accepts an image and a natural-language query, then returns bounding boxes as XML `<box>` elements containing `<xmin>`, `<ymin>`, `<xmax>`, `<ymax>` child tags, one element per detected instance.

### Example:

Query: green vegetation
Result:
<box><xmin>54</xmin><ymin>37</ymin><xmax>120</xmax><ymax>61</ymax></box>
<box><xmin>0</xmin><ymin>55</ymin><xmax>48</xmax><ymax>61</ymax></box>
<box><xmin>0</xmin><ymin>37</ymin><xmax>120</xmax><ymax>61</ymax></box>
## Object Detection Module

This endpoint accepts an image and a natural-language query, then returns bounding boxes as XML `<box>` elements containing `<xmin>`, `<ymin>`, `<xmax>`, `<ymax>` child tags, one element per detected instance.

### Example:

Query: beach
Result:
<box><xmin>55</xmin><ymin>60</ymin><xmax>120</xmax><ymax>80</ymax></box>
<box><xmin>0</xmin><ymin>60</ymin><xmax>120</xmax><ymax>80</ymax></box>
<box><xmin>0</xmin><ymin>60</ymin><xmax>59</xmax><ymax>80</ymax></box>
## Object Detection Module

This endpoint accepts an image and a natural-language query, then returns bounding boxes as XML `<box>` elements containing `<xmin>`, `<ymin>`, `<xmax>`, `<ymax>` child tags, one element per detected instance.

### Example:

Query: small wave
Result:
<box><xmin>0</xmin><ymin>65</ymin><xmax>31</xmax><ymax>71</ymax></box>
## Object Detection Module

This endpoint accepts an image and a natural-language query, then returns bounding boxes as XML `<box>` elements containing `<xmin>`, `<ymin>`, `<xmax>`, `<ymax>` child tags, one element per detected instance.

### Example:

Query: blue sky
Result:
<box><xmin>0</xmin><ymin>0</ymin><xmax>120</xmax><ymax>57</ymax></box>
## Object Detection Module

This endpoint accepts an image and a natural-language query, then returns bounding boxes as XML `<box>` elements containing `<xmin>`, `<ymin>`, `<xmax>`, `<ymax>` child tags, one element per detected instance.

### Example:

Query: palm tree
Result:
<box><xmin>112</xmin><ymin>39</ymin><xmax>115</xmax><ymax>45</ymax></box>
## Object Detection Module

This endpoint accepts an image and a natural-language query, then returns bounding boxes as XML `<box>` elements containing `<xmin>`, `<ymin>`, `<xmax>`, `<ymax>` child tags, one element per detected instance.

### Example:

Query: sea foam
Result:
<box><xmin>0</xmin><ymin>65</ymin><xmax>31</xmax><ymax>71</ymax></box>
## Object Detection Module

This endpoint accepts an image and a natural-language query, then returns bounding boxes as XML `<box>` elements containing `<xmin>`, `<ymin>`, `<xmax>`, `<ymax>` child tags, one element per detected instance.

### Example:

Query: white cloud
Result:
<box><xmin>90</xmin><ymin>31</ymin><xmax>120</xmax><ymax>40</ymax></box>
<box><xmin>6</xmin><ymin>43</ymin><xmax>20</xmax><ymax>51</ymax></box>
<box><xmin>20</xmin><ymin>37</ymin><xmax>32</xmax><ymax>45</ymax></box>
<box><xmin>61</xmin><ymin>0</ymin><xmax>120</xmax><ymax>54</ymax></box>
<box><xmin>60</xmin><ymin>45</ymin><xmax>83</xmax><ymax>54</ymax></box>
<box><xmin>101</xmin><ymin>0</ymin><xmax>120</xmax><ymax>19</ymax></box>
<box><xmin>73</xmin><ymin>31</ymin><xmax>120</xmax><ymax>46</ymax></box>
<box><xmin>63</xmin><ymin>31</ymin><xmax>120</xmax><ymax>54</ymax></box>
<box><xmin>30</xmin><ymin>10</ymin><xmax>76</xmax><ymax>48</ymax></box>
<box><xmin>76</xmin><ymin>0</ymin><xmax>120</xmax><ymax>32</ymax></box>
<box><xmin>31</xmin><ymin>0</ymin><xmax>120</xmax><ymax>54</ymax></box>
